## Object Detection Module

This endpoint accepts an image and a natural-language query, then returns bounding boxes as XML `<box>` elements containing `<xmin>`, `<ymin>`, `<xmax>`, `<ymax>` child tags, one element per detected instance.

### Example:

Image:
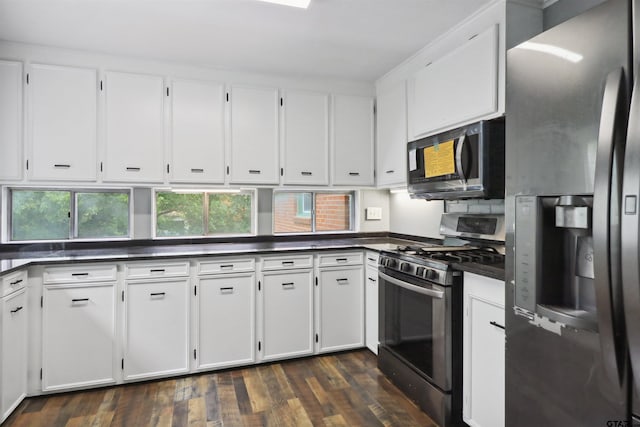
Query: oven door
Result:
<box><xmin>378</xmin><ymin>267</ymin><xmax>452</xmax><ymax>391</ymax></box>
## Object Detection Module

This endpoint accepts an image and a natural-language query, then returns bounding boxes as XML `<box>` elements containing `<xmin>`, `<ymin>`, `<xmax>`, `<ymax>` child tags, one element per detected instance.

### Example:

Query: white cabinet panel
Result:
<box><xmin>1</xmin><ymin>289</ymin><xmax>27</xmax><ymax>423</ymax></box>
<box><xmin>124</xmin><ymin>279</ymin><xmax>189</xmax><ymax>380</ymax></box>
<box><xmin>332</xmin><ymin>94</ymin><xmax>374</xmax><ymax>186</ymax></box>
<box><xmin>376</xmin><ymin>82</ymin><xmax>407</xmax><ymax>187</ymax></box>
<box><xmin>0</xmin><ymin>60</ymin><xmax>23</xmax><ymax>181</ymax></box>
<box><xmin>365</xmin><ymin>263</ymin><xmax>379</xmax><ymax>355</ymax></box>
<box><xmin>261</xmin><ymin>269</ymin><xmax>313</xmax><ymax>361</ymax></box>
<box><xmin>282</xmin><ymin>90</ymin><xmax>329</xmax><ymax>185</ymax></box>
<box><xmin>170</xmin><ymin>79</ymin><xmax>225</xmax><ymax>183</ymax></box>
<box><xmin>409</xmin><ymin>24</ymin><xmax>499</xmax><ymax>139</ymax></box>
<box><xmin>317</xmin><ymin>266</ymin><xmax>364</xmax><ymax>352</ymax></box>
<box><xmin>42</xmin><ymin>283</ymin><xmax>116</xmax><ymax>391</ymax></box>
<box><xmin>197</xmin><ymin>273</ymin><xmax>255</xmax><ymax>370</ymax></box>
<box><xmin>104</xmin><ymin>71</ymin><xmax>164</xmax><ymax>183</ymax></box>
<box><xmin>229</xmin><ymin>85</ymin><xmax>279</xmax><ymax>184</ymax></box>
<box><xmin>29</xmin><ymin>64</ymin><xmax>97</xmax><ymax>181</ymax></box>
<box><xmin>463</xmin><ymin>272</ymin><xmax>505</xmax><ymax>427</ymax></box>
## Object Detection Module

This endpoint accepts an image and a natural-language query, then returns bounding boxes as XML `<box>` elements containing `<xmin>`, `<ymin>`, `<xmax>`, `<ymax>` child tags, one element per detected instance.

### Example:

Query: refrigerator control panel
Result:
<box><xmin>514</xmin><ymin>196</ymin><xmax>539</xmax><ymax>313</ymax></box>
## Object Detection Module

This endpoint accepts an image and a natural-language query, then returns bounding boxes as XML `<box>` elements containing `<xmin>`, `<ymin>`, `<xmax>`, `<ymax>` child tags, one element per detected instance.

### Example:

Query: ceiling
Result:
<box><xmin>0</xmin><ymin>0</ymin><xmax>496</xmax><ymax>82</ymax></box>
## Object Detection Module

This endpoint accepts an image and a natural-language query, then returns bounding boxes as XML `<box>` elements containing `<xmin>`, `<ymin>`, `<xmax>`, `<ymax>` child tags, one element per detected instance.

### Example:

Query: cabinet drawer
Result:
<box><xmin>261</xmin><ymin>255</ymin><xmax>313</xmax><ymax>271</ymax></box>
<box><xmin>317</xmin><ymin>252</ymin><xmax>363</xmax><ymax>267</ymax></box>
<box><xmin>2</xmin><ymin>269</ymin><xmax>27</xmax><ymax>296</ymax></box>
<box><xmin>125</xmin><ymin>262</ymin><xmax>189</xmax><ymax>279</ymax></box>
<box><xmin>197</xmin><ymin>258</ymin><xmax>255</xmax><ymax>275</ymax></box>
<box><xmin>43</xmin><ymin>264</ymin><xmax>116</xmax><ymax>284</ymax></box>
<box><xmin>365</xmin><ymin>251</ymin><xmax>379</xmax><ymax>268</ymax></box>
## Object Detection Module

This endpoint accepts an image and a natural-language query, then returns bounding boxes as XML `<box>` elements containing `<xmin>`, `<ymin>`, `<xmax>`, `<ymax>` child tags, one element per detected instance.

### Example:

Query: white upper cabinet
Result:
<box><xmin>29</xmin><ymin>64</ymin><xmax>97</xmax><ymax>181</ymax></box>
<box><xmin>103</xmin><ymin>71</ymin><xmax>164</xmax><ymax>183</ymax></box>
<box><xmin>170</xmin><ymin>79</ymin><xmax>225</xmax><ymax>184</ymax></box>
<box><xmin>281</xmin><ymin>90</ymin><xmax>329</xmax><ymax>185</ymax></box>
<box><xmin>409</xmin><ymin>24</ymin><xmax>499</xmax><ymax>140</ymax></box>
<box><xmin>332</xmin><ymin>94</ymin><xmax>374</xmax><ymax>186</ymax></box>
<box><xmin>376</xmin><ymin>82</ymin><xmax>407</xmax><ymax>187</ymax></box>
<box><xmin>229</xmin><ymin>85</ymin><xmax>279</xmax><ymax>184</ymax></box>
<box><xmin>0</xmin><ymin>61</ymin><xmax>22</xmax><ymax>181</ymax></box>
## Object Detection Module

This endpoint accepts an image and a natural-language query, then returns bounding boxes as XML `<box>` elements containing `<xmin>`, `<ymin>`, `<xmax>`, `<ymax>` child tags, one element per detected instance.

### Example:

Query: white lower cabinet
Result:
<box><xmin>42</xmin><ymin>283</ymin><xmax>116</xmax><ymax>391</ymax></box>
<box><xmin>124</xmin><ymin>279</ymin><xmax>189</xmax><ymax>380</ymax></box>
<box><xmin>1</xmin><ymin>288</ymin><xmax>27</xmax><ymax>423</ymax></box>
<box><xmin>364</xmin><ymin>251</ymin><xmax>379</xmax><ymax>354</ymax></box>
<box><xmin>260</xmin><ymin>269</ymin><xmax>314</xmax><ymax>361</ymax></box>
<box><xmin>196</xmin><ymin>272</ymin><xmax>255</xmax><ymax>370</ymax></box>
<box><xmin>463</xmin><ymin>272</ymin><xmax>505</xmax><ymax>427</ymax></box>
<box><xmin>316</xmin><ymin>266</ymin><xmax>364</xmax><ymax>353</ymax></box>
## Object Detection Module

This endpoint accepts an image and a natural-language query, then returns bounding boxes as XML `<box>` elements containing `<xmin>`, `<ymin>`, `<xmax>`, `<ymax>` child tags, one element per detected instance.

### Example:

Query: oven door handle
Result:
<box><xmin>379</xmin><ymin>272</ymin><xmax>444</xmax><ymax>299</ymax></box>
<box><xmin>455</xmin><ymin>134</ymin><xmax>467</xmax><ymax>183</ymax></box>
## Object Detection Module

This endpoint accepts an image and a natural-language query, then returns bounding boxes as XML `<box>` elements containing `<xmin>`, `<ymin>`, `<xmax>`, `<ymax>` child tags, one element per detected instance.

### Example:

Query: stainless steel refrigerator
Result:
<box><xmin>505</xmin><ymin>0</ymin><xmax>640</xmax><ymax>425</ymax></box>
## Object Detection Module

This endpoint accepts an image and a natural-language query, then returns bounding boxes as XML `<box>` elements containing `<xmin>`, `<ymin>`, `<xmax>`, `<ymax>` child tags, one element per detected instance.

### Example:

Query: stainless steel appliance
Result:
<box><xmin>378</xmin><ymin>213</ymin><xmax>505</xmax><ymax>427</ymax></box>
<box><xmin>407</xmin><ymin>118</ymin><xmax>505</xmax><ymax>200</ymax></box>
<box><xmin>506</xmin><ymin>0</ymin><xmax>640</xmax><ymax>424</ymax></box>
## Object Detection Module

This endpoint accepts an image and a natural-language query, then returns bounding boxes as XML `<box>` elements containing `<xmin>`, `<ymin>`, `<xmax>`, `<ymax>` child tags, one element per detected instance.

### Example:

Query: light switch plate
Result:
<box><xmin>365</xmin><ymin>207</ymin><xmax>382</xmax><ymax>220</ymax></box>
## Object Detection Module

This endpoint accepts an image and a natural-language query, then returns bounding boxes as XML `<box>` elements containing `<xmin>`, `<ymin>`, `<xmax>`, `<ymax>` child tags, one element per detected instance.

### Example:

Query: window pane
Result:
<box><xmin>11</xmin><ymin>190</ymin><xmax>70</xmax><ymax>240</ymax></box>
<box><xmin>156</xmin><ymin>192</ymin><xmax>204</xmax><ymax>237</ymax></box>
<box><xmin>208</xmin><ymin>193</ymin><xmax>252</xmax><ymax>235</ymax></box>
<box><xmin>76</xmin><ymin>192</ymin><xmax>130</xmax><ymax>239</ymax></box>
<box><xmin>315</xmin><ymin>193</ymin><xmax>352</xmax><ymax>232</ymax></box>
<box><xmin>274</xmin><ymin>192</ymin><xmax>312</xmax><ymax>233</ymax></box>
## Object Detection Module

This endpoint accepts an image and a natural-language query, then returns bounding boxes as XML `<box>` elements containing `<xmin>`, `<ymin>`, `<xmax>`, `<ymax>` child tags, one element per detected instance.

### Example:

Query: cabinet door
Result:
<box><xmin>104</xmin><ymin>71</ymin><xmax>164</xmax><ymax>183</ymax></box>
<box><xmin>282</xmin><ymin>90</ymin><xmax>329</xmax><ymax>185</ymax></box>
<box><xmin>409</xmin><ymin>24</ymin><xmax>498</xmax><ymax>139</ymax></box>
<box><xmin>170</xmin><ymin>79</ymin><xmax>225</xmax><ymax>183</ymax></box>
<box><xmin>364</xmin><ymin>265</ymin><xmax>378</xmax><ymax>354</ymax></box>
<box><xmin>30</xmin><ymin>64</ymin><xmax>97</xmax><ymax>181</ymax></box>
<box><xmin>1</xmin><ymin>289</ymin><xmax>27</xmax><ymax>423</ymax></box>
<box><xmin>229</xmin><ymin>85</ymin><xmax>279</xmax><ymax>184</ymax></box>
<box><xmin>0</xmin><ymin>60</ymin><xmax>22</xmax><ymax>181</ymax></box>
<box><xmin>463</xmin><ymin>273</ymin><xmax>505</xmax><ymax>427</ymax></box>
<box><xmin>376</xmin><ymin>82</ymin><xmax>407</xmax><ymax>187</ymax></box>
<box><xmin>261</xmin><ymin>269</ymin><xmax>313</xmax><ymax>361</ymax></box>
<box><xmin>124</xmin><ymin>279</ymin><xmax>189</xmax><ymax>380</ymax></box>
<box><xmin>317</xmin><ymin>266</ymin><xmax>364</xmax><ymax>352</ymax></box>
<box><xmin>42</xmin><ymin>283</ymin><xmax>116</xmax><ymax>391</ymax></box>
<box><xmin>332</xmin><ymin>94</ymin><xmax>374</xmax><ymax>186</ymax></box>
<box><xmin>197</xmin><ymin>273</ymin><xmax>255</xmax><ymax>370</ymax></box>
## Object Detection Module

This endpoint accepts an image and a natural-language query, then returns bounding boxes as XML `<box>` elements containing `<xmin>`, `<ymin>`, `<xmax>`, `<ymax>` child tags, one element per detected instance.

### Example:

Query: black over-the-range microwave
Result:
<box><xmin>407</xmin><ymin>118</ymin><xmax>505</xmax><ymax>200</ymax></box>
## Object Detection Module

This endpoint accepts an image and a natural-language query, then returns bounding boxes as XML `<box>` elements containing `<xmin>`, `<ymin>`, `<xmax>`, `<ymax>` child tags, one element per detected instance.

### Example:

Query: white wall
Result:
<box><xmin>389</xmin><ymin>191</ymin><xmax>443</xmax><ymax>239</ymax></box>
<box><xmin>358</xmin><ymin>189</ymin><xmax>390</xmax><ymax>233</ymax></box>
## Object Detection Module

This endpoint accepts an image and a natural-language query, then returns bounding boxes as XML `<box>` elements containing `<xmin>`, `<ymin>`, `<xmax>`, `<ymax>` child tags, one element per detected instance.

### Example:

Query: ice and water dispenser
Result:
<box><xmin>514</xmin><ymin>195</ymin><xmax>597</xmax><ymax>330</ymax></box>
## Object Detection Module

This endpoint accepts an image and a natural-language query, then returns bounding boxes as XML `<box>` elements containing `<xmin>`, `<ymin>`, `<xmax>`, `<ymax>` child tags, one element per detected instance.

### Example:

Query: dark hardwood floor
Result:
<box><xmin>4</xmin><ymin>350</ymin><xmax>437</xmax><ymax>427</ymax></box>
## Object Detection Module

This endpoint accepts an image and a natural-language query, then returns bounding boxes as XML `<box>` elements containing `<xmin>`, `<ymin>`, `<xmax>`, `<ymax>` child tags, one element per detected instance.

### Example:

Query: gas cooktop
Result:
<box><xmin>395</xmin><ymin>245</ymin><xmax>505</xmax><ymax>265</ymax></box>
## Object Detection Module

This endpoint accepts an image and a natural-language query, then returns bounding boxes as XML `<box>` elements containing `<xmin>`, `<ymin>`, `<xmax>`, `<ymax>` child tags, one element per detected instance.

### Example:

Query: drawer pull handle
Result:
<box><xmin>71</xmin><ymin>298</ymin><xmax>89</xmax><ymax>303</ymax></box>
<box><xmin>367</xmin><ymin>257</ymin><xmax>376</xmax><ymax>262</ymax></box>
<box><xmin>282</xmin><ymin>282</ymin><xmax>295</xmax><ymax>288</ymax></box>
<box><xmin>220</xmin><ymin>264</ymin><xmax>234</xmax><ymax>269</ymax></box>
<box><xmin>489</xmin><ymin>321</ymin><xmax>505</xmax><ymax>330</ymax></box>
<box><xmin>220</xmin><ymin>287</ymin><xmax>234</xmax><ymax>293</ymax></box>
<box><xmin>336</xmin><ymin>258</ymin><xmax>348</xmax><ymax>262</ymax></box>
<box><xmin>71</xmin><ymin>273</ymin><xmax>89</xmax><ymax>277</ymax></box>
<box><xmin>191</xmin><ymin>168</ymin><xmax>204</xmax><ymax>173</ymax></box>
<box><xmin>349</xmin><ymin>172</ymin><xmax>360</xmax><ymax>176</ymax></box>
<box><xmin>150</xmin><ymin>269</ymin><xmax>165</xmax><ymax>273</ymax></box>
<box><xmin>150</xmin><ymin>292</ymin><xmax>166</xmax><ymax>297</ymax></box>
<box><xmin>282</xmin><ymin>261</ymin><xmax>294</xmax><ymax>266</ymax></box>
<box><xmin>248</xmin><ymin>169</ymin><xmax>261</xmax><ymax>174</ymax></box>
<box><xmin>385</xmin><ymin>170</ymin><xmax>394</xmax><ymax>174</ymax></box>
<box><xmin>54</xmin><ymin>164</ymin><xmax>71</xmax><ymax>168</ymax></box>
<box><xmin>126</xmin><ymin>167</ymin><xmax>141</xmax><ymax>171</ymax></box>
<box><xmin>9</xmin><ymin>279</ymin><xmax>23</xmax><ymax>286</ymax></box>
<box><xmin>301</xmin><ymin>171</ymin><xmax>312</xmax><ymax>176</ymax></box>
<box><xmin>368</xmin><ymin>277</ymin><xmax>376</xmax><ymax>282</ymax></box>
<box><xmin>10</xmin><ymin>306</ymin><xmax>23</xmax><ymax>313</ymax></box>
<box><xmin>336</xmin><ymin>278</ymin><xmax>349</xmax><ymax>284</ymax></box>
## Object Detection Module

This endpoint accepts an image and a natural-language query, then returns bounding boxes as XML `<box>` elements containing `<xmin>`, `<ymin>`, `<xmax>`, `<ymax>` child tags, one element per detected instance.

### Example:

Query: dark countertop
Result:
<box><xmin>452</xmin><ymin>261</ymin><xmax>505</xmax><ymax>282</ymax></box>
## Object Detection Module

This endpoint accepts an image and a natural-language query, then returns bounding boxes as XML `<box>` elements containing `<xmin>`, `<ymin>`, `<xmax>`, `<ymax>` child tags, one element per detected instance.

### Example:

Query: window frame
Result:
<box><xmin>273</xmin><ymin>190</ymin><xmax>356</xmax><ymax>235</ymax></box>
<box><xmin>5</xmin><ymin>186</ymin><xmax>133</xmax><ymax>243</ymax></box>
<box><xmin>153</xmin><ymin>188</ymin><xmax>257</xmax><ymax>239</ymax></box>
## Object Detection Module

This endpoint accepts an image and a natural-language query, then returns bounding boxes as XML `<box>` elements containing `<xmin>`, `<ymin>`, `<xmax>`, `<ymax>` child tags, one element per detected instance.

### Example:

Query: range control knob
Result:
<box><xmin>425</xmin><ymin>269</ymin><xmax>438</xmax><ymax>280</ymax></box>
<box><xmin>416</xmin><ymin>267</ymin><xmax>425</xmax><ymax>277</ymax></box>
<box><xmin>400</xmin><ymin>262</ymin><xmax>412</xmax><ymax>273</ymax></box>
<box><xmin>386</xmin><ymin>259</ymin><xmax>397</xmax><ymax>269</ymax></box>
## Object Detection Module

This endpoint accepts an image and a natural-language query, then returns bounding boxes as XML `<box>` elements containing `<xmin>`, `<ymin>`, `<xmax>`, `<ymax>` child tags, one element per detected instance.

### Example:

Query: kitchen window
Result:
<box><xmin>273</xmin><ymin>191</ymin><xmax>354</xmax><ymax>234</ymax></box>
<box><xmin>154</xmin><ymin>189</ymin><xmax>255</xmax><ymax>237</ymax></box>
<box><xmin>9</xmin><ymin>188</ymin><xmax>131</xmax><ymax>241</ymax></box>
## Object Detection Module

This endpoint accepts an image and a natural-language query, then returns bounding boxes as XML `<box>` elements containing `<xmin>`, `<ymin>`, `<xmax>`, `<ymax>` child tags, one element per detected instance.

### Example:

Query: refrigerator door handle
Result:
<box><xmin>594</xmin><ymin>67</ymin><xmax>627</xmax><ymax>387</ymax></box>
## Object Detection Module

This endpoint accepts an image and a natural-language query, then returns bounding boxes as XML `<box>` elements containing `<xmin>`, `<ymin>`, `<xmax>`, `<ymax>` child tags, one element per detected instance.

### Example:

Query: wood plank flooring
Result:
<box><xmin>4</xmin><ymin>350</ymin><xmax>438</xmax><ymax>427</ymax></box>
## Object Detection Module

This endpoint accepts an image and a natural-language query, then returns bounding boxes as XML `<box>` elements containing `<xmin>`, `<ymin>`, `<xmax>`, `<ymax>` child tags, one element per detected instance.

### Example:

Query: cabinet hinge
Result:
<box><xmin>315</xmin><ymin>334</ymin><xmax>319</xmax><ymax>343</ymax></box>
<box><xmin>26</xmin><ymin>73</ymin><xmax>29</xmax><ymax>85</ymax></box>
<box><xmin>68</xmin><ymin>211</ymin><xmax>71</xmax><ymax>219</ymax></box>
<box><xmin>40</xmin><ymin>295</ymin><xmax>43</xmax><ymax>308</ymax></box>
<box><xmin>100</xmin><ymin>162</ymin><xmax>103</xmax><ymax>172</ymax></box>
<box><xmin>194</xmin><ymin>349</ymin><xmax>197</xmax><ymax>360</ymax></box>
<box><xmin>166</xmin><ymin>87</ymin><xmax>170</xmax><ymax>96</ymax></box>
<box><xmin>226</xmin><ymin>93</ymin><xmax>229</xmax><ymax>102</ymax></box>
<box><xmin>167</xmin><ymin>164</ymin><xmax>170</xmax><ymax>174</ymax></box>
<box><xmin>122</xmin><ymin>290</ymin><xmax>124</xmax><ymax>302</ymax></box>
<box><xmin>280</xmin><ymin>97</ymin><xmax>283</xmax><ymax>107</ymax></box>
<box><xmin>100</xmin><ymin>80</ymin><xmax>103</xmax><ymax>91</ymax></box>
<box><xmin>26</xmin><ymin>159</ymin><xmax>29</xmax><ymax>171</ymax></box>
<box><xmin>315</xmin><ymin>277</ymin><xmax>318</xmax><ymax>287</ymax></box>
<box><xmin>373</xmin><ymin>103</ymin><xmax>376</xmax><ymax>115</ymax></box>
<box><xmin>258</xmin><ymin>341</ymin><xmax>261</xmax><ymax>352</ymax></box>
<box><xmin>280</xmin><ymin>168</ymin><xmax>283</xmax><ymax>177</ymax></box>
<box><xmin>194</xmin><ymin>286</ymin><xmax>197</xmax><ymax>296</ymax></box>
<box><xmin>258</xmin><ymin>281</ymin><xmax>261</xmax><ymax>291</ymax></box>
<box><xmin>226</xmin><ymin>166</ymin><xmax>230</xmax><ymax>175</ymax></box>
<box><xmin>121</xmin><ymin>359</ymin><xmax>124</xmax><ymax>370</ymax></box>
<box><xmin>40</xmin><ymin>368</ymin><xmax>42</xmax><ymax>380</ymax></box>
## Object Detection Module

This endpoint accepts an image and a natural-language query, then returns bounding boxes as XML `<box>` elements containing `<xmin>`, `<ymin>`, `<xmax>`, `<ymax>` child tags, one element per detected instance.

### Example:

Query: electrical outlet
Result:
<box><xmin>365</xmin><ymin>207</ymin><xmax>382</xmax><ymax>220</ymax></box>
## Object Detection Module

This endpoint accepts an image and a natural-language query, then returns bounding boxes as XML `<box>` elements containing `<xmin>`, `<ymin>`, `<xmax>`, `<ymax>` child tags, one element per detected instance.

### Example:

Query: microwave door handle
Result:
<box><xmin>455</xmin><ymin>134</ymin><xmax>467</xmax><ymax>184</ymax></box>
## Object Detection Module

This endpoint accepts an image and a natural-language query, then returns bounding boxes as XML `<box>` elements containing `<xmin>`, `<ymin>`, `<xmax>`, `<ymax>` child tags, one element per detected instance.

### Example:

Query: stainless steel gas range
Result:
<box><xmin>377</xmin><ymin>213</ymin><xmax>505</xmax><ymax>427</ymax></box>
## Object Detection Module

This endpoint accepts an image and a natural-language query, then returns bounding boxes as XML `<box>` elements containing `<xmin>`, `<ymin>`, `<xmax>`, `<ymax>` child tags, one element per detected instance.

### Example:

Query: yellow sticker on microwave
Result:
<box><xmin>424</xmin><ymin>140</ymin><xmax>455</xmax><ymax>178</ymax></box>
